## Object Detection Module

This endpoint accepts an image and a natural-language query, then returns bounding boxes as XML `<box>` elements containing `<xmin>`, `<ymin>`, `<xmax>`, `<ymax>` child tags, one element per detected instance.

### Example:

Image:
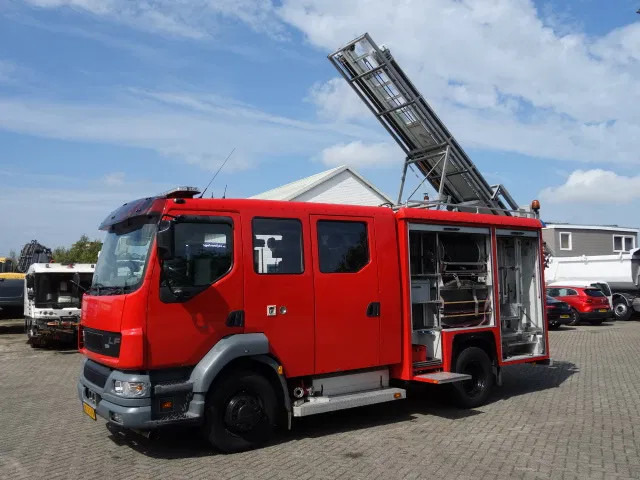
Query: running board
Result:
<box><xmin>292</xmin><ymin>388</ymin><xmax>406</xmax><ymax>417</ymax></box>
<box><xmin>413</xmin><ymin>372</ymin><xmax>472</xmax><ymax>384</ymax></box>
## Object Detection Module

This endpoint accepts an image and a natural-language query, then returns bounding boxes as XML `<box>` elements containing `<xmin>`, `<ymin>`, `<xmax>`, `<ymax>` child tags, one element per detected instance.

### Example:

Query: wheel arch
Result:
<box><xmin>188</xmin><ymin>333</ymin><xmax>291</xmax><ymax>426</ymax></box>
<box><xmin>451</xmin><ymin>331</ymin><xmax>497</xmax><ymax>367</ymax></box>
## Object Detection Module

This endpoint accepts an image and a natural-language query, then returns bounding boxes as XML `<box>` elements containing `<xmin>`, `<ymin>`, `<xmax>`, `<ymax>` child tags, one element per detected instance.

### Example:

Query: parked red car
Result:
<box><xmin>546</xmin><ymin>286</ymin><xmax>611</xmax><ymax>325</ymax></box>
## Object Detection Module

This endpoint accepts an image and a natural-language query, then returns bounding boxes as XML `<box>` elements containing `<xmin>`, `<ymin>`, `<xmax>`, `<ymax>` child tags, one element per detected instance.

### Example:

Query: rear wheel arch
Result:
<box><xmin>451</xmin><ymin>331</ymin><xmax>497</xmax><ymax>366</ymax></box>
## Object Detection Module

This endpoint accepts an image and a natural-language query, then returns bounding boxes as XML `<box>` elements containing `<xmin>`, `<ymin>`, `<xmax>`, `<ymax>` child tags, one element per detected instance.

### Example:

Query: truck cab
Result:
<box><xmin>78</xmin><ymin>187</ymin><xmax>549</xmax><ymax>452</ymax></box>
<box><xmin>25</xmin><ymin>263</ymin><xmax>95</xmax><ymax>346</ymax></box>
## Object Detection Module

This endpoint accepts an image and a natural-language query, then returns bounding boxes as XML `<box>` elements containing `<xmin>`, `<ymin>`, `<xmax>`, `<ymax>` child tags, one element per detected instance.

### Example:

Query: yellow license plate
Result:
<box><xmin>560</xmin><ymin>315</ymin><xmax>570</xmax><ymax>318</ymax></box>
<box><xmin>83</xmin><ymin>402</ymin><xmax>97</xmax><ymax>421</ymax></box>
<box><xmin>599</xmin><ymin>309</ymin><xmax>608</xmax><ymax>312</ymax></box>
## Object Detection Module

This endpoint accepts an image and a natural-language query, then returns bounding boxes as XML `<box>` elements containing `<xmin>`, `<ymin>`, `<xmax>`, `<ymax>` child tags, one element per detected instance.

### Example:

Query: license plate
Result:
<box><xmin>83</xmin><ymin>402</ymin><xmax>97</xmax><ymax>421</ymax></box>
<box><xmin>599</xmin><ymin>309</ymin><xmax>608</xmax><ymax>312</ymax></box>
<box><xmin>560</xmin><ymin>314</ymin><xmax>570</xmax><ymax>318</ymax></box>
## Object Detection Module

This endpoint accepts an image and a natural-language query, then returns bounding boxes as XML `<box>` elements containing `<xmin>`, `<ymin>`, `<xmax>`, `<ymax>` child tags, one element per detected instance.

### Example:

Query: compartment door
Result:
<box><xmin>311</xmin><ymin>215</ymin><xmax>380</xmax><ymax>374</ymax></box>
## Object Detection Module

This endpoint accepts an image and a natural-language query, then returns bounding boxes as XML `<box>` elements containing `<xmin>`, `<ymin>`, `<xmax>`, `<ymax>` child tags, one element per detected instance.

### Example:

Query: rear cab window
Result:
<box><xmin>316</xmin><ymin>220</ymin><xmax>369</xmax><ymax>273</ymax></box>
<box><xmin>252</xmin><ymin>218</ymin><xmax>303</xmax><ymax>274</ymax></box>
<box><xmin>584</xmin><ymin>288</ymin><xmax>605</xmax><ymax>297</ymax></box>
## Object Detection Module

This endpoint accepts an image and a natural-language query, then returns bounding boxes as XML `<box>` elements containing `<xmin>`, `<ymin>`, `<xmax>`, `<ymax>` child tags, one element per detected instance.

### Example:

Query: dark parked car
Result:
<box><xmin>546</xmin><ymin>295</ymin><xmax>574</xmax><ymax>329</ymax></box>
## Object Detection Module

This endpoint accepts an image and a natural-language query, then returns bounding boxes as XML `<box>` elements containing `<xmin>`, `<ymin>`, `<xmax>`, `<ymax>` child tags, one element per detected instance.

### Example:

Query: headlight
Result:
<box><xmin>113</xmin><ymin>380</ymin><xmax>149</xmax><ymax>397</ymax></box>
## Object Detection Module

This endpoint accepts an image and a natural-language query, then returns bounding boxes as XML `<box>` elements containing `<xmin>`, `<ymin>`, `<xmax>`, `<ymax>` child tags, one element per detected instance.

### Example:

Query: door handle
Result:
<box><xmin>366</xmin><ymin>302</ymin><xmax>380</xmax><ymax>317</ymax></box>
<box><xmin>225</xmin><ymin>310</ymin><xmax>245</xmax><ymax>327</ymax></box>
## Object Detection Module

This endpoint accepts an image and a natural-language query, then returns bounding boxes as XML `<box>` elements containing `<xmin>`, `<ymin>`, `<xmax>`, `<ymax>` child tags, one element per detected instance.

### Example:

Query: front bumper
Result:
<box><xmin>77</xmin><ymin>358</ymin><xmax>203</xmax><ymax>430</ymax></box>
<box><xmin>26</xmin><ymin>317</ymin><xmax>78</xmax><ymax>339</ymax></box>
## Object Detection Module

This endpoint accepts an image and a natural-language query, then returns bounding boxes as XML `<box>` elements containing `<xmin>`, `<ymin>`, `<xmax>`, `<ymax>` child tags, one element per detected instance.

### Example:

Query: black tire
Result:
<box><xmin>451</xmin><ymin>347</ymin><xmax>494</xmax><ymax>409</ymax></box>
<box><xmin>203</xmin><ymin>370</ymin><xmax>277</xmax><ymax>453</ymax></box>
<box><xmin>613</xmin><ymin>299</ymin><xmax>632</xmax><ymax>321</ymax></box>
<box><xmin>568</xmin><ymin>308</ymin><xmax>580</xmax><ymax>326</ymax></box>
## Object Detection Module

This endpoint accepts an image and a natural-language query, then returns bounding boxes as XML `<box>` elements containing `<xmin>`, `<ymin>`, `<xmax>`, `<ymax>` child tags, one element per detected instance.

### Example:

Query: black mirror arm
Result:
<box><xmin>158</xmin><ymin>258</ymin><xmax>183</xmax><ymax>300</ymax></box>
<box><xmin>69</xmin><ymin>279</ymin><xmax>87</xmax><ymax>293</ymax></box>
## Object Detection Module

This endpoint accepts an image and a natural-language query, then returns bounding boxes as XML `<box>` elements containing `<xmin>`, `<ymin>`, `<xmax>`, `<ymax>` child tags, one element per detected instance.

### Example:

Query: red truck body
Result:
<box><xmin>78</xmin><ymin>191</ymin><xmax>550</xmax><ymax>452</ymax></box>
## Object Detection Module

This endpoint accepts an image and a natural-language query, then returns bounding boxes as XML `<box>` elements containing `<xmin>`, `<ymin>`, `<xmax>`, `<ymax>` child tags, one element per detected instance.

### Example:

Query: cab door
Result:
<box><xmin>311</xmin><ymin>215</ymin><xmax>380</xmax><ymax>374</ymax></box>
<box><xmin>242</xmin><ymin>215</ymin><xmax>315</xmax><ymax>378</ymax></box>
<box><xmin>146</xmin><ymin>211</ymin><xmax>244</xmax><ymax>368</ymax></box>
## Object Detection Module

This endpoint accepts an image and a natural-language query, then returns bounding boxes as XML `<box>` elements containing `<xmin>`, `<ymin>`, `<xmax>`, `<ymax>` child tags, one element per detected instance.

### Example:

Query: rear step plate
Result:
<box><xmin>413</xmin><ymin>372</ymin><xmax>472</xmax><ymax>384</ymax></box>
<box><xmin>292</xmin><ymin>388</ymin><xmax>406</xmax><ymax>417</ymax></box>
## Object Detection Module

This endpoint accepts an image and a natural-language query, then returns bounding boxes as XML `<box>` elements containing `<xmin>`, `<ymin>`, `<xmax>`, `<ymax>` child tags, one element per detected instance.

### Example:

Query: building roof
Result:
<box><xmin>543</xmin><ymin>223</ymin><xmax>639</xmax><ymax>234</ymax></box>
<box><xmin>250</xmin><ymin>165</ymin><xmax>393</xmax><ymax>204</ymax></box>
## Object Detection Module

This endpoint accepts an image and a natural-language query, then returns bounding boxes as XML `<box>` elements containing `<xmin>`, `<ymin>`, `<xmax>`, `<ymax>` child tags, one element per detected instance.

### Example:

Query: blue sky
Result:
<box><xmin>0</xmin><ymin>0</ymin><xmax>639</xmax><ymax>253</ymax></box>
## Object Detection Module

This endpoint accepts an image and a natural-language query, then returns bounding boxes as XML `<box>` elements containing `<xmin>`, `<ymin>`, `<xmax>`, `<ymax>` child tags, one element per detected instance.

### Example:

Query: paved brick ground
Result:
<box><xmin>1</xmin><ymin>319</ymin><xmax>639</xmax><ymax>480</ymax></box>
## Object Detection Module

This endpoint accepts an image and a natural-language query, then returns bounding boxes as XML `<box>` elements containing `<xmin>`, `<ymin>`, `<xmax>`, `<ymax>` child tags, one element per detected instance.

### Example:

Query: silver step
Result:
<box><xmin>413</xmin><ymin>372</ymin><xmax>472</xmax><ymax>384</ymax></box>
<box><xmin>292</xmin><ymin>388</ymin><xmax>406</xmax><ymax>417</ymax></box>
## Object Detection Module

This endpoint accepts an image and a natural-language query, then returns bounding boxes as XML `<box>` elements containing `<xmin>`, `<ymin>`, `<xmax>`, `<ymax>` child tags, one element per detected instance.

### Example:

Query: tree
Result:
<box><xmin>53</xmin><ymin>235</ymin><xmax>102</xmax><ymax>264</ymax></box>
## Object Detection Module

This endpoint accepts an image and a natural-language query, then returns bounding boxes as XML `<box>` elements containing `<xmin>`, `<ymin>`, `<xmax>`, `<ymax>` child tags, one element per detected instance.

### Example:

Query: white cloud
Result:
<box><xmin>307</xmin><ymin>78</ymin><xmax>369</xmax><ymax>121</ymax></box>
<box><xmin>319</xmin><ymin>141</ymin><xmax>397</xmax><ymax>168</ymax></box>
<box><xmin>279</xmin><ymin>0</ymin><xmax>640</xmax><ymax>166</ymax></box>
<box><xmin>0</xmin><ymin>89</ymin><xmax>381</xmax><ymax>172</ymax></box>
<box><xmin>103</xmin><ymin>171</ymin><xmax>125</xmax><ymax>186</ymax></box>
<box><xmin>539</xmin><ymin>169</ymin><xmax>640</xmax><ymax>205</ymax></box>
<box><xmin>21</xmin><ymin>0</ymin><xmax>287</xmax><ymax>39</ymax></box>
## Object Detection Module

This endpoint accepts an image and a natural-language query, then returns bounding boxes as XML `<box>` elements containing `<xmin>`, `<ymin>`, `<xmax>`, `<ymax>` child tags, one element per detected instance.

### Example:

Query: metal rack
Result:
<box><xmin>329</xmin><ymin>33</ymin><xmax>521</xmax><ymax>215</ymax></box>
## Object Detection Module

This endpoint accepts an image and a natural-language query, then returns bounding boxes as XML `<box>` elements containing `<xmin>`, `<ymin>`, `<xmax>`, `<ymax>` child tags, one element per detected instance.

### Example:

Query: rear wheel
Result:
<box><xmin>568</xmin><ymin>308</ymin><xmax>580</xmax><ymax>326</ymax></box>
<box><xmin>613</xmin><ymin>299</ymin><xmax>632</xmax><ymax>321</ymax></box>
<box><xmin>451</xmin><ymin>347</ymin><xmax>494</xmax><ymax>409</ymax></box>
<box><xmin>203</xmin><ymin>370</ymin><xmax>277</xmax><ymax>453</ymax></box>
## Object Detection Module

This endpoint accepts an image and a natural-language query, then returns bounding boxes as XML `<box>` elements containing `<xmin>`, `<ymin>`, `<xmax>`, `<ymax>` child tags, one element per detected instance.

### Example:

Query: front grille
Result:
<box><xmin>84</xmin><ymin>360</ymin><xmax>111</xmax><ymax>388</ymax></box>
<box><xmin>84</xmin><ymin>327</ymin><xmax>121</xmax><ymax>358</ymax></box>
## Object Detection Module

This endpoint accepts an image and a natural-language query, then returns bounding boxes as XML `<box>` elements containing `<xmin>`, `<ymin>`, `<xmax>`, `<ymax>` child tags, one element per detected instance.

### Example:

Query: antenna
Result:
<box><xmin>223</xmin><ymin>184</ymin><xmax>228</xmax><ymax>199</ymax></box>
<box><xmin>199</xmin><ymin>147</ymin><xmax>236</xmax><ymax>198</ymax></box>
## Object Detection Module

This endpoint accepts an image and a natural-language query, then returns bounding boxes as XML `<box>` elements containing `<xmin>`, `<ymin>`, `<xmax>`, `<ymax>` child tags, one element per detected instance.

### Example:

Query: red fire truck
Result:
<box><xmin>77</xmin><ymin>188</ymin><xmax>549</xmax><ymax>452</ymax></box>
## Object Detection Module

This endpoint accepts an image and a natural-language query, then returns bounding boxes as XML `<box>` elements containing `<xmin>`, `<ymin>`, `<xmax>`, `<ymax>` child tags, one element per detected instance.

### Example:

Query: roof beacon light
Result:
<box><xmin>161</xmin><ymin>186</ymin><xmax>201</xmax><ymax>199</ymax></box>
<box><xmin>531</xmin><ymin>199</ymin><xmax>541</xmax><ymax>216</ymax></box>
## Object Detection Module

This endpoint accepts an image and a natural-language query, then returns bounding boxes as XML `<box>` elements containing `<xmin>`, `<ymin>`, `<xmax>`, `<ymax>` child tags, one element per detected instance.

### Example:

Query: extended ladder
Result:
<box><xmin>329</xmin><ymin>33</ymin><xmax>520</xmax><ymax>215</ymax></box>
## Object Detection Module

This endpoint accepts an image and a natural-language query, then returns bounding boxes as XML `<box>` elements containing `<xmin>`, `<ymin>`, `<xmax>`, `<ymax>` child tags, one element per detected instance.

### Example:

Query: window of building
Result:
<box><xmin>613</xmin><ymin>235</ymin><xmax>635</xmax><ymax>253</ymax></box>
<box><xmin>559</xmin><ymin>232</ymin><xmax>572</xmax><ymax>251</ymax></box>
<box><xmin>252</xmin><ymin>218</ymin><xmax>303</xmax><ymax>274</ymax></box>
<box><xmin>317</xmin><ymin>221</ymin><xmax>369</xmax><ymax>273</ymax></box>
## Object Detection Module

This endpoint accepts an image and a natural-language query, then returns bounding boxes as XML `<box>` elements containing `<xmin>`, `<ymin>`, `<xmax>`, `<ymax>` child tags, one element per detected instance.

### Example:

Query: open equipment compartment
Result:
<box><xmin>496</xmin><ymin>229</ymin><xmax>546</xmax><ymax>360</ymax></box>
<box><xmin>408</xmin><ymin>224</ymin><xmax>494</xmax><ymax>369</ymax></box>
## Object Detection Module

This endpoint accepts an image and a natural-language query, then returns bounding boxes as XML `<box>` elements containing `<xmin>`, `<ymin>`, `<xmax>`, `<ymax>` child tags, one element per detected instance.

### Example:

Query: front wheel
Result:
<box><xmin>451</xmin><ymin>347</ymin><xmax>494</xmax><ymax>409</ymax></box>
<box><xmin>203</xmin><ymin>370</ymin><xmax>278</xmax><ymax>453</ymax></box>
<box><xmin>613</xmin><ymin>299</ymin><xmax>632</xmax><ymax>321</ymax></box>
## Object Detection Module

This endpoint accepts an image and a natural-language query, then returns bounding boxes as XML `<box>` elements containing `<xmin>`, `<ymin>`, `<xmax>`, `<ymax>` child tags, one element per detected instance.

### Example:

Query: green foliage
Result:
<box><xmin>53</xmin><ymin>235</ymin><xmax>102</xmax><ymax>264</ymax></box>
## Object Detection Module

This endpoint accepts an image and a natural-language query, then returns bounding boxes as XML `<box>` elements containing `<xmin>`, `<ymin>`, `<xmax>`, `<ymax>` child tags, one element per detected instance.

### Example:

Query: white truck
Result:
<box><xmin>545</xmin><ymin>249</ymin><xmax>640</xmax><ymax>321</ymax></box>
<box><xmin>24</xmin><ymin>263</ymin><xmax>95</xmax><ymax>347</ymax></box>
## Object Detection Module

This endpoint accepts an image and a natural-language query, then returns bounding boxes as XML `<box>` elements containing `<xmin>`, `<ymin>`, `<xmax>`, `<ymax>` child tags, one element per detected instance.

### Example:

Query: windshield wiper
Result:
<box><xmin>90</xmin><ymin>283</ymin><xmax>125</xmax><ymax>296</ymax></box>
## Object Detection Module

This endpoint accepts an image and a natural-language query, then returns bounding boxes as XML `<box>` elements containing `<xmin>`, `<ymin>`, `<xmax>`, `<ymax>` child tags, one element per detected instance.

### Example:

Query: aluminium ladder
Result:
<box><xmin>328</xmin><ymin>33</ymin><xmax>520</xmax><ymax>215</ymax></box>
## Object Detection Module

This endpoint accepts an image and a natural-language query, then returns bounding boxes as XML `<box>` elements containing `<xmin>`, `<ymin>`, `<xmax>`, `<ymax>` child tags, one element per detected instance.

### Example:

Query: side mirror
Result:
<box><xmin>157</xmin><ymin>220</ymin><xmax>175</xmax><ymax>260</ymax></box>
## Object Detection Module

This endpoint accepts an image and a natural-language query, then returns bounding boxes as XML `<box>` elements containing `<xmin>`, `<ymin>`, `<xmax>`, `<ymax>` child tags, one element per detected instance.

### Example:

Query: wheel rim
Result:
<box><xmin>614</xmin><ymin>303</ymin><xmax>628</xmax><ymax>318</ymax></box>
<box><xmin>223</xmin><ymin>392</ymin><xmax>265</xmax><ymax>434</ymax></box>
<box><xmin>461</xmin><ymin>360</ymin><xmax>486</xmax><ymax>398</ymax></box>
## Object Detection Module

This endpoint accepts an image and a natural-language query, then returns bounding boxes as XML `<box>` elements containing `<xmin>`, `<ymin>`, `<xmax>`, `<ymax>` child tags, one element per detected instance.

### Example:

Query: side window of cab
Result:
<box><xmin>160</xmin><ymin>218</ymin><xmax>233</xmax><ymax>302</ymax></box>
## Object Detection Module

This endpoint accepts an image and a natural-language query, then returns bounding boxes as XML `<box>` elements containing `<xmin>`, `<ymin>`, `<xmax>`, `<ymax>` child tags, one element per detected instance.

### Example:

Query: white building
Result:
<box><xmin>250</xmin><ymin>165</ymin><xmax>392</xmax><ymax>207</ymax></box>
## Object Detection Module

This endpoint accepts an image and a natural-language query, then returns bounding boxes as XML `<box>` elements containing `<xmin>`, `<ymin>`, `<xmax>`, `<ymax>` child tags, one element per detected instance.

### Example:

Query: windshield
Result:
<box><xmin>34</xmin><ymin>272</ymin><xmax>92</xmax><ymax>308</ymax></box>
<box><xmin>92</xmin><ymin>222</ymin><xmax>156</xmax><ymax>295</ymax></box>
